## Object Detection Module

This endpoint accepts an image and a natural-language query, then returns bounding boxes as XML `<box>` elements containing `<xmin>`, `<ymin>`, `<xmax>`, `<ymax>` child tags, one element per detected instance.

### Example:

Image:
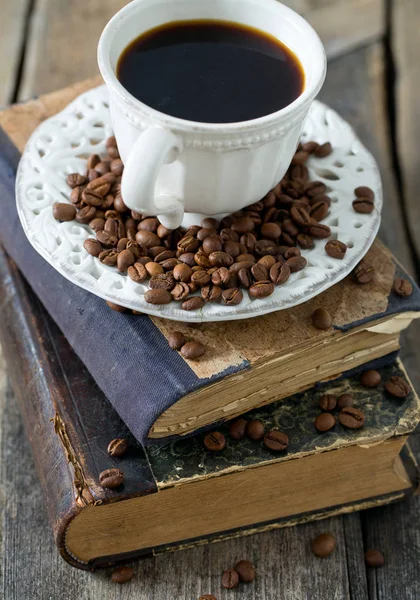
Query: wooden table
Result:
<box><xmin>1</xmin><ymin>1</ymin><xmax>420</xmax><ymax>598</ymax></box>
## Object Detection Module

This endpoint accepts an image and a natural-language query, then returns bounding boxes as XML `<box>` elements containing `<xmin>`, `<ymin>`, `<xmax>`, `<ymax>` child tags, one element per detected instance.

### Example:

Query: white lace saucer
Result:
<box><xmin>16</xmin><ymin>86</ymin><xmax>382</xmax><ymax>322</ymax></box>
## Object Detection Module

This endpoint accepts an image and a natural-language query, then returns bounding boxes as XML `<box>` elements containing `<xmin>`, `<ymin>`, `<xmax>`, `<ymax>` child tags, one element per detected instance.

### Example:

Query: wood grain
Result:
<box><xmin>393</xmin><ymin>0</ymin><xmax>420</xmax><ymax>265</ymax></box>
<box><xmin>0</xmin><ymin>0</ymin><xmax>31</xmax><ymax>105</ymax></box>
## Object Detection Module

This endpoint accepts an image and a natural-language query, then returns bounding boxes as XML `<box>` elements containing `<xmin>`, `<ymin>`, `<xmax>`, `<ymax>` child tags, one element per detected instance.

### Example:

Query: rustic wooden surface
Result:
<box><xmin>1</xmin><ymin>0</ymin><xmax>420</xmax><ymax>598</ymax></box>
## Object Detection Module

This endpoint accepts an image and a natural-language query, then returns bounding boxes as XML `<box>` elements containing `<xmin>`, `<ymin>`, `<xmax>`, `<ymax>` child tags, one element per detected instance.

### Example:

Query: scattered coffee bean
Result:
<box><xmin>360</xmin><ymin>369</ymin><xmax>381</xmax><ymax>388</ymax></box>
<box><xmin>168</xmin><ymin>331</ymin><xmax>186</xmax><ymax>350</ymax></box>
<box><xmin>393</xmin><ymin>278</ymin><xmax>413</xmax><ymax>297</ymax></box>
<box><xmin>235</xmin><ymin>560</ymin><xmax>256</xmax><ymax>583</ymax></box>
<box><xmin>365</xmin><ymin>549</ymin><xmax>384</xmax><ymax>568</ymax></box>
<box><xmin>355</xmin><ymin>186</ymin><xmax>375</xmax><ymax>200</ymax></box>
<box><xmin>337</xmin><ymin>394</ymin><xmax>354</xmax><ymax>409</ymax></box>
<box><xmin>99</xmin><ymin>468</ymin><xmax>124</xmax><ymax>489</ymax></box>
<box><xmin>353</xmin><ymin>261</ymin><xmax>375</xmax><ymax>284</ymax></box>
<box><xmin>264</xmin><ymin>430</ymin><xmax>288</xmax><ymax>451</ymax></box>
<box><xmin>53</xmin><ymin>202</ymin><xmax>76</xmax><ymax>222</ymax></box>
<box><xmin>339</xmin><ymin>407</ymin><xmax>365</xmax><ymax>429</ymax></box>
<box><xmin>315</xmin><ymin>413</ymin><xmax>335</xmax><ymax>432</ymax></box>
<box><xmin>319</xmin><ymin>394</ymin><xmax>337</xmax><ymax>411</ymax></box>
<box><xmin>325</xmin><ymin>240</ymin><xmax>347</xmax><ymax>259</ymax></box>
<box><xmin>204</xmin><ymin>431</ymin><xmax>226</xmax><ymax>452</ymax></box>
<box><xmin>221</xmin><ymin>569</ymin><xmax>239</xmax><ymax>589</ymax></box>
<box><xmin>181</xmin><ymin>341</ymin><xmax>206</xmax><ymax>360</ymax></box>
<box><xmin>246</xmin><ymin>419</ymin><xmax>265</xmax><ymax>441</ymax></box>
<box><xmin>106</xmin><ymin>301</ymin><xmax>127</xmax><ymax>312</ymax></box>
<box><xmin>312</xmin><ymin>307</ymin><xmax>332</xmax><ymax>330</ymax></box>
<box><xmin>311</xmin><ymin>533</ymin><xmax>336</xmax><ymax>557</ymax></box>
<box><xmin>353</xmin><ymin>198</ymin><xmax>374</xmax><ymax>214</ymax></box>
<box><xmin>385</xmin><ymin>375</ymin><xmax>411</xmax><ymax>398</ymax></box>
<box><xmin>111</xmin><ymin>566</ymin><xmax>134</xmax><ymax>584</ymax></box>
<box><xmin>229</xmin><ymin>418</ymin><xmax>248</xmax><ymax>440</ymax></box>
<box><xmin>199</xmin><ymin>596</ymin><xmax>217</xmax><ymax>600</ymax></box>
<box><xmin>107</xmin><ymin>438</ymin><xmax>128</xmax><ymax>457</ymax></box>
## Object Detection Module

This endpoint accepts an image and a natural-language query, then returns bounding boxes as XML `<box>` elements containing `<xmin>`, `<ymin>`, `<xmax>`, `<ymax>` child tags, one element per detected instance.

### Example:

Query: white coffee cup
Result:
<box><xmin>98</xmin><ymin>0</ymin><xmax>326</xmax><ymax>229</ymax></box>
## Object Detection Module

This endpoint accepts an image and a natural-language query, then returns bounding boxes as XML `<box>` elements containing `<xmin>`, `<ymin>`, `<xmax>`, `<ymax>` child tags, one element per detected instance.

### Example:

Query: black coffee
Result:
<box><xmin>117</xmin><ymin>20</ymin><xmax>304</xmax><ymax>123</ymax></box>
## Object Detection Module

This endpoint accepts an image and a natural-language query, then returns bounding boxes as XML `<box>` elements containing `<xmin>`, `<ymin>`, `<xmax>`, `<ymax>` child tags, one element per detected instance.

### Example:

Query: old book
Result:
<box><xmin>0</xmin><ymin>239</ymin><xmax>417</xmax><ymax>569</ymax></box>
<box><xmin>1</xmin><ymin>81</ymin><xmax>420</xmax><ymax>443</ymax></box>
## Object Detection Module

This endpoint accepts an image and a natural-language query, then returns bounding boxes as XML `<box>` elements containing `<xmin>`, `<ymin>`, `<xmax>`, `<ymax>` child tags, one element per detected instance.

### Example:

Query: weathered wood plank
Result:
<box><xmin>17</xmin><ymin>0</ymin><xmax>384</xmax><ymax>101</ymax></box>
<box><xmin>0</xmin><ymin>0</ymin><xmax>31</xmax><ymax>105</ymax></box>
<box><xmin>392</xmin><ymin>0</ymin><xmax>420</xmax><ymax>267</ymax></box>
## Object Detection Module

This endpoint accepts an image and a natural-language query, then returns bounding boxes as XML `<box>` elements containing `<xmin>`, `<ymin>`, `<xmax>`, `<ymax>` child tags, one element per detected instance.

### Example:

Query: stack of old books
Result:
<box><xmin>0</xmin><ymin>86</ymin><xmax>419</xmax><ymax>571</ymax></box>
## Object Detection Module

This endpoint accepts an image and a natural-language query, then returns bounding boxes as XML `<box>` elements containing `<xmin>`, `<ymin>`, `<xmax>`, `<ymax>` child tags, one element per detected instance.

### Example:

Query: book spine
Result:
<box><xmin>0</xmin><ymin>248</ymin><xmax>87</xmax><ymax>568</ymax></box>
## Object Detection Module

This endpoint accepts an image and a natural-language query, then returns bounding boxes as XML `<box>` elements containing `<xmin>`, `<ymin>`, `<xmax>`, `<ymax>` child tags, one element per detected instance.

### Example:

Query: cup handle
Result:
<box><xmin>121</xmin><ymin>126</ymin><xmax>184</xmax><ymax>229</ymax></box>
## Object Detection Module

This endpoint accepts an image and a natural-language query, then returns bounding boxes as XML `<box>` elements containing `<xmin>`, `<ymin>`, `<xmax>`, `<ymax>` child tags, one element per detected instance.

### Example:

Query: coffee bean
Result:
<box><xmin>365</xmin><ymin>550</ymin><xmax>384</xmax><ymax>568</ymax></box>
<box><xmin>312</xmin><ymin>307</ymin><xmax>332</xmax><ymax>330</ymax></box>
<box><xmin>310</xmin><ymin>201</ymin><xmax>329</xmax><ymax>222</ymax></box>
<box><xmin>325</xmin><ymin>240</ymin><xmax>347</xmax><ymax>259</ymax></box>
<box><xmin>222</xmin><ymin>287</ymin><xmax>243</xmax><ymax>305</ymax></box>
<box><xmin>191</xmin><ymin>270</ymin><xmax>211</xmax><ymax>287</ymax></box>
<box><xmin>315</xmin><ymin>142</ymin><xmax>333</xmax><ymax>157</ymax></box>
<box><xmin>254</xmin><ymin>239</ymin><xmax>277</xmax><ymax>256</ymax></box>
<box><xmin>231</xmin><ymin>217</ymin><xmax>255</xmax><ymax>234</ymax></box>
<box><xmin>86</xmin><ymin>174</ymin><xmax>112</xmax><ymax>197</ymax></box>
<box><xmin>258</xmin><ymin>255</ymin><xmax>277</xmax><ymax>269</ymax></box>
<box><xmin>354</xmin><ymin>261</ymin><xmax>374</xmax><ymax>284</ymax></box>
<box><xmin>393</xmin><ymin>278</ymin><xmax>413</xmax><ymax>297</ymax></box>
<box><xmin>251</xmin><ymin>263</ymin><xmax>269</xmax><ymax>281</ymax></box>
<box><xmin>355</xmin><ymin>186</ymin><xmax>375</xmax><ymax>200</ymax></box>
<box><xmin>229</xmin><ymin>418</ymin><xmax>247</xmax><ymax>440</ymax></box>
<box><xmin>235</xmin><ymin>560</ymin><xmax>256</xmax><ymax>583</ymax></box>
<box><xmin>66</xmin><ymin>173</ymin><xmax>87</xmax><ymax>188</ymax></box>
<box><xmin>302</xmin><ymin>141</ymin><xmax>319</xmax><ymax>154</ymax></box>
<box><xmin>311</xmin><ymin>533</ymin><xmax>336</xmax><ymax>557</ymax></box>
<box><xmin>168</xmin><ymin>331</ymin><xmax>186</xmax><ymax>350</ymax></box>
<box><xmin>240</xmin><ymin>232</ymin><xmax>257</xmax><ymax>253</ymax></box>
<box><xmin>117</xmin><ymin>249</ymin><xmax>135</xmax><ymax>273</ymax></box>
<box><xmin>337</xmin><ymin>394</ymin><xmax>354</xmax><ymax>409</ymax></box>
<box><xmin>95</xmin><ymin>161</ymin><xmax>110</xmax><ymax>175</ymax></box>
<box><xmin>83</xmin><ymin>238</ymin><xmax>102</xmax><ymax>257</ymax></box>
<box><xmin>287</xmin><ymin>256</ymin><xmax>307</xmax><ymax>273</ymax></box>
<box><xmin>270</xmin><ymin>262</ymin><xmax>291</xmax><ymax>285</ymax></box>
<box><xmin>110</xmin><ymin>158</ymin><xmax>124</xmax><ymax>176</ymax></box>
<box><xmin>204</xmin><ymin>431</ymin><xmax>226</xmax><ymax>451</ymax></box>
<box><xmin>144</xmin><ymin>262</ymin><xmax>163</xmax><ymax>277</ymax></box>
<box><xmin>209</xmin><ymin>251</ymin><xmax>234</xmax><ymax>268</ymax></box>
<box><xmin>89</xmin><ymin>217</ymin><xmax>105</xmax><ymax>233</ymax></box>
<box><xmin>144</xmin><ymin>289</ymin><xmax>172</xmax><ymax>305</ymax></box>
<box><xmin>53</xmin><ymin>202</ymin><xmax>76</xmax><ymax>222</ymax></box>
<box><xmin>111</xmin><ymin>566</ymin><xmax>134</xmax><ymax>583</ymax></box>
<box><xmin>201</xmin><ymin>284</ymin><xmax>222</xmax><ymax>302</ymax></box>
<box><xmin>223</xmin><ymin>240</ymin><xmax>240</xmax><ymax>257</ymax></box>
<box><xmin>136</xmin><ymin>230</ymin><xmax>161</xmax><ymax>248</ymax></box>
<box><xmin>181</xmin><ymin>340</ymin><xmax>206</xmax><ymax>359</ymax></box>
<box><xmin>138</xmin><ymin>217</ymin><xmax>160</xmax><ymax>233</ymax></box>
<box><xmin>264</xmin><ymin>430</ymin><xmax>288</xmax><ymax>451</ymax></box>
<box><xmin>107</xmin><ymin>438</ymin><xmax>128</xmax><ymax>457</ymax></box>
<box><xmin>315</xmin><ymin>413</ymin><xmax>335</xmax><ymax>432</ymax></box>
<box><xmin>181</xmin><ymin>296</ymin><xmax>204</xmax><ymax>311</ymax></box>
<box><xmin>202</xmin><ymin>235</ymin><xmax>223</xmax><ymax>254</ymax></box>
<box><xmin>339</xmin><ymin>407</ymin><xmax>365</xmax><ymax>428</ymax></box>
<box><xmin>199</xmin><ymin>595</ymin><xmax>217</xmax><ymax>600</ymax></box>
<box><xmin>238</xmin><ymin>268</ymin><xmax>252</xmax><ymax>289</ymax></box>
<box><xmin>128</xmin><ymin>262</ymin><xmax>147</xmax><ymax>283</ymax></box>
<box><xmin>261</xmin><ymin>222</ymin><xmax>281</xmax><ymax>240</ymax></box>
<box><xmin>96</xmin><ymin>230</ymin><xmax>118</xmax><ymax>248</ymax></box>
<box><xmin>201</xmin><ymin>217</ymin><xmax>219</xmax><ymax>229</ymax></box>
<box><xmin>172</xmin><ymin>263</ymin><xmax>192</xmax><ymax>283</ymax></box>
<box><xmin>353</xmin><ymin>198</ymin><xmax>374</xmax><ymax>214</ymax></box>
<box><xmin>99</xmin><ymin>250</ymin><xmax>118</xmax><ymax>266</ymax></box>
<box><xmin>99</xmin><ymin>468</ymin><xmax>124</xmax><ymax>489</ymax></box>
<box><xmin>171</xmin><ymin>282</ymin><xmax>190</xmax><ymax>301</ymax></box>
<box><xmin>246</xmin><ymin>419</ymin><xmax>265</xmax><ymax>441</ymax></box>
<box><xmin>106</xmin><ymin>301</ymin><xmax>128</xmax><ymax>313</ymax></box>
<box><xmin>150</xmin><ymin>273</ymin><xmax>176</xmax><ymax>292</ymax></box>
<box><xmin>319</xmin><ymin>394</ymin><xmax>337</xmax><ymax>411</ymax></box>
<box><xmin>87</xmin><ymin>153</ymin><xmax>100</xmax><ymax>170</ymax></box>
<box><xmin>249</xmin><ymin>281</ymin><xmax>275</xmax><ymax>299</ymax></box>
<box><xmin>221</xmin><ymin>569</ymin><xmax>239</xmax><ymax>589</ymax></box>
<box><xmin>306</xmin><ymin>181</ymin><xmax>327</xmax><ymax>197</ymax></box>
<box><xmin>308</xmin><ymin>223</ymin><xmax>331</xmax><ymax>239</ymax></box>
<box><xmin>360</xmin><ymin>369</ymin><xmax>381</xmax><ymax>388</ymax></box>
<box><xmin>297</xmin><ymin>233</ymin><xmax>314</xmax><ymax>249</ymax></box>
<box><xmin>290</xmin><ymin>206</ymin><xmax>311</xmax><ymax>228</ymax></box>
<box><xmin>385</xmin><ymin>375</ymin><xmax>411</xmax><ymax>398</ymax></box>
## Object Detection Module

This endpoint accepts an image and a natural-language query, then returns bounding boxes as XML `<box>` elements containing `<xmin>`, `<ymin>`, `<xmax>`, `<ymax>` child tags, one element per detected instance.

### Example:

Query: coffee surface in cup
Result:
<box><xmin>116</xmin><ymin>19</ymin><xmax>304</xmax><ymax>123</ymax></box>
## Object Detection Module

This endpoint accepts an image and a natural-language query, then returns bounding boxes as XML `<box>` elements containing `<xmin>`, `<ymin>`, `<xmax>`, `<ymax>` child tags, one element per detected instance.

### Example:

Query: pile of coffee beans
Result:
<box><xmin>315</xmin><ymin>391</ymin><xmax>365</xmax><ymax>432</ymax></box>
<box><xmin>222</xmin><ymin>559</ymin><xmax>256</xmax><ymax>589</ymax></box>
<box><xmin>53</xmin><ymin>136</ymin><xmax>375</xmax><ymax>311</ymax></box>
